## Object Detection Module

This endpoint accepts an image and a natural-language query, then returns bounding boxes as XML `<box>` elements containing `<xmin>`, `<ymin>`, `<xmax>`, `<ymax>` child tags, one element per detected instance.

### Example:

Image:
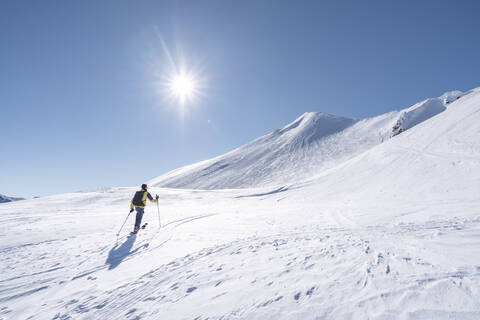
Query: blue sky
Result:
<box><xmin>1</xmin><ymin>0</ymin><xmax>479</xmax><ymax>198</ymax></box>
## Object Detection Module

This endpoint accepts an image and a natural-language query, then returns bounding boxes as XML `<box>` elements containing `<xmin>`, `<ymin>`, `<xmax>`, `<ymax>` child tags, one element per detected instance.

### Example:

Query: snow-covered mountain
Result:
<box><xmin>149</xmin><ymin>90</ymin><xmax>464</xmax><ymax>189</ymax></box>
<box><xmin>0</xmin><ymin>194</ymin><xmax>25</xmax><ymax>203</ymax></box>
<box><xmin>0</xmin><ymin>87</ymin><xmax>479</xmax><ymax>319</ymax></box>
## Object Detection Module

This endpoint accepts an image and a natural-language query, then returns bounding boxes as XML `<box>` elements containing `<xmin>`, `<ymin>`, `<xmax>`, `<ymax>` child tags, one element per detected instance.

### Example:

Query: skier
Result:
<box><xmin>130</xmin><ymin>184</ymin><xmax>159</xmax><ymax>234</ymax></box>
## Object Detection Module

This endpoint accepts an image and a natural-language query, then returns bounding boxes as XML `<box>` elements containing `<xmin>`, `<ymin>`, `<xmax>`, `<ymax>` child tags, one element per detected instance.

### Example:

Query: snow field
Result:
<box><xmin>1</xmin><ymin>184</ymin><xmax>479</xmax><ymax>319</ymax></box>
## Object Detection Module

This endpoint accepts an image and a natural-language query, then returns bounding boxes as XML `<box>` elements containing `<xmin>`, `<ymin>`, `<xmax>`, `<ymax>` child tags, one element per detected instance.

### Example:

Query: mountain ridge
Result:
<box><xmin>149</xmin><ymin>89</ymin><xmax>466</xmax><ymax>189</ymax></box>
<box><xmin>0</xmin><ymin>194</ymin><xmax>25</xmax><ymax>203</ymax></box>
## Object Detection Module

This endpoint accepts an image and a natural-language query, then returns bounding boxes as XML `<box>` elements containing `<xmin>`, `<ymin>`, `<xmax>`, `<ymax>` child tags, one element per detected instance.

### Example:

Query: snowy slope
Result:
<box><xmin>0</xmin><ymin>194</ymin><xmax>25</xmax><ymax>203</ymax></box>
<box><xmin>0</xmin><ymin>87</ymin><xmax>479</xmax><ymax>319</ymax></box>
<box><xmin>148</xmin><ymin>90</ymin><xmax>464</xmax><ymax>190</ymax></box>
<box><xmin>294</xmin><ymin>87</ymin><xmax>479</xmax><ymax>212</ymax></box>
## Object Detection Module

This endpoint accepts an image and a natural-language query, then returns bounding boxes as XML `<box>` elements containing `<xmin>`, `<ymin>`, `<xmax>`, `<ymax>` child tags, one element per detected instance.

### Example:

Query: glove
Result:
<box><xmin>155</xmin><ymin>195</ymin><xmax>159</xmax><ymax>200</ymax></box>
<box><xmin>130</xmin><ymin>208</ymin><xmax>134</xmax><ymax>213</ymax></box>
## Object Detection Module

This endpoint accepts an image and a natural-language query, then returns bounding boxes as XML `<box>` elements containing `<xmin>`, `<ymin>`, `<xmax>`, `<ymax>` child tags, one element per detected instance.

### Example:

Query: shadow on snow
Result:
<box><xmin>234</xmin><ymin>186</ymin><xmax>289</xmax><ymax>199</ymax></box>
<box><xmin>106</xmin><ymin>234</ymin><xmax>148</xmax><ymax>270</ymax></box>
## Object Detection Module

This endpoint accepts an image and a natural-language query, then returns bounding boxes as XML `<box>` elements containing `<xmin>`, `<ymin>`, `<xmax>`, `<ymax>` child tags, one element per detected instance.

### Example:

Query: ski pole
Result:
<box><xmin>117</xmin><ymin>210</ymin><xmax>132</xmax><ymax>236</ymax></box>
<box><xmin>156</xmin><ymin>195</ymin><xmax>161</xmax><ymax>228</ymax></box>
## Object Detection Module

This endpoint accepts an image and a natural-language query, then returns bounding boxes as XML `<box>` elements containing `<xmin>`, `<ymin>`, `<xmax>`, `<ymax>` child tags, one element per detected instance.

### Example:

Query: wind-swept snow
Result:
<box><xmin>1</xmin><ymin>87</ymin><xmax>479</xmax><ymax>319</ymax></box>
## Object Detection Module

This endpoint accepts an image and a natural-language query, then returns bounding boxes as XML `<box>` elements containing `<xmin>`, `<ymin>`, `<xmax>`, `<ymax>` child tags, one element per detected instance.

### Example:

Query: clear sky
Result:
<box><xmin>1</xmin><ymin>0</ymin><xmax>479</xmax><ymax>198</ymax></box>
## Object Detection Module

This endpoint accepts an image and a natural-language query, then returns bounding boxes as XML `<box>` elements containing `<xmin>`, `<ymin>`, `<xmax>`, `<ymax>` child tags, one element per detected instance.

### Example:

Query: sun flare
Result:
<box><xmin>151</xmin><ymin>28</ymin><xmax>206</xmax><ymax>110</ymax></box>
<box><xmin>166</xmin><ymin>71</ymin><xmax>199</xmax><ymax>105</ymax></box>
<box><xmin>171</xmin><ymin>74</ymin><xmax>194</xmax><ymax>98</ymax></box>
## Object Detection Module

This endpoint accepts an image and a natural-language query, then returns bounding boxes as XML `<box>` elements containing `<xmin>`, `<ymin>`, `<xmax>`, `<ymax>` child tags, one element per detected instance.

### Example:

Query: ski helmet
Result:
<box><xmin>141</xmin><ymin>184</ymin><xmax>148</xmax><ymax>190</ymax></box>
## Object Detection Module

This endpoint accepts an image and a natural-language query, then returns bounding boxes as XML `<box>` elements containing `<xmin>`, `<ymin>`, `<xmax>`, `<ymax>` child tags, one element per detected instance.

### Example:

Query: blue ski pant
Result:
<box><xmin>134</xmin><ymin>206</ymin><xmax>144</xmax><ymax>229</ymax></box>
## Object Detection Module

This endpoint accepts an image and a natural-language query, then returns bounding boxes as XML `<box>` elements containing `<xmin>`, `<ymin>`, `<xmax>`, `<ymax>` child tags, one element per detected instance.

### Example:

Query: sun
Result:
<box><xmin>171</xmin><ymin>74</ymin><xmax>194</xmax><ymax>99</ymax></box>
<box><xmin>149</xmin><ymin>29</ymin><xmax>205</xmax><ymax>110</ymax></box>
<box><xmin>167</xmin><ymin>71</ymin><xmax>199</xmax><ymax>105</ymax></box>
<box><xmin>155</xmin><ymin>66</ymin><xmax>203</xmax><ymax>111</ymax></box>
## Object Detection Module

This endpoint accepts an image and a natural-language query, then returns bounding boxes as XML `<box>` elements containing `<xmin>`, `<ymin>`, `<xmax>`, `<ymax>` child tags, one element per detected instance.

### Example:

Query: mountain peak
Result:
<box><xmin>275</xmin><ymin>111</ymin><xmax>355</xmax><ymax>138</ymax></box>
<box><xmin>297</xmin><ymin>111</ymin><xmax>351</xmax><ymax>122</ymax></box>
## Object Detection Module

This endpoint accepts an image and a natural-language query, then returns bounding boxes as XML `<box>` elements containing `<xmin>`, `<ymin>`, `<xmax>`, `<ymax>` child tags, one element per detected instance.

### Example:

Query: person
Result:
<box><xmin>130</xmin><ymin>184</ymin><xmax>159</xmax><ymax>234</ymax></box>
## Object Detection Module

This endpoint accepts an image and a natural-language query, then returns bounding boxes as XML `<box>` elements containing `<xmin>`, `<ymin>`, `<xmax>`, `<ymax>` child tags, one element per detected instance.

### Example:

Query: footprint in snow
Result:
<box><xmin>294</xmin><ymin>292</ymin><xmax>301</xmax><ymax>301</ymax></box>
<box><xmin>126</xmin><ymin>308</ymin><xmax>137</xmax><ymax>315</ymax></box>
<box><xmin>306</xmin><ymin>286</ymin><xmax>316</xmax><ymax>296</ymax></box>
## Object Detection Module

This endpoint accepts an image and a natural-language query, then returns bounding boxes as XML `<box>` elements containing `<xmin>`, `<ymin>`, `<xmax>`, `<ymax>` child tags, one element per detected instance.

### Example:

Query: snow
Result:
<box><xmin>391</xmin><ymin>98</ymin><xmax>446</xmax><ymax>136</ymax></box>
<box><xmin>441</xmin><ymin>90</ymin><xmax>465</xmax><ymax>104</ymax></box>
<box><xmin>1</xmin><ymin>88</ymin><xmax>480</xmax><ymax>319</ymax></box>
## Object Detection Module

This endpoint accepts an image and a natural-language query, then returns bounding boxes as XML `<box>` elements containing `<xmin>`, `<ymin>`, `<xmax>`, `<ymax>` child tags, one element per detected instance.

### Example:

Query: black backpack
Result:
<box><xmin>132</xmin><ymin>191</ymin><xmax>146</xmax><ymax>206</ymax></box>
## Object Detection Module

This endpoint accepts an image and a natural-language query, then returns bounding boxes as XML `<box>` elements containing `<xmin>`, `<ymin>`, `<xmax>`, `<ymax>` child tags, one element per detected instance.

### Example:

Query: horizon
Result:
<box><xmin>1</xmin><ymin>0</ymin><xmax>480</xmax><ymax>198</ymax></box>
